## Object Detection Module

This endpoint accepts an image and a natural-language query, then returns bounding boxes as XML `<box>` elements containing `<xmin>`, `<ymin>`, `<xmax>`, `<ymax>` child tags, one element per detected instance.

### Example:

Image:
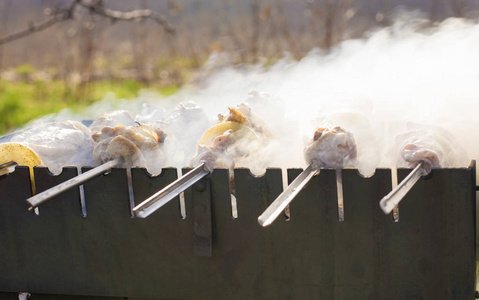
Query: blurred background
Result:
<box><xmin>1</xmin><ymin>0</ymin><xmax>479</xmax><ymax>135</ymax></box>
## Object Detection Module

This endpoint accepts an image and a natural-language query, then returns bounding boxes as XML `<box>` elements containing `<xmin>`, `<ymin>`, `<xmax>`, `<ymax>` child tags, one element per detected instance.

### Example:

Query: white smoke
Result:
<box><xmin>12</xmin><ymin>12</ymin><xmax>479</xmax><ymax>176</ymax></box>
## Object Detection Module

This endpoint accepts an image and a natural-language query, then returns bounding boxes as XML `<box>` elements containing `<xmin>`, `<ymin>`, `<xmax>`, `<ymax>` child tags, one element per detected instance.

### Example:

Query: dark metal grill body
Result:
<box><xmin>0</xmin><ymin>163</ymin><xmax>476</xmax><ymax>300</ymax></box>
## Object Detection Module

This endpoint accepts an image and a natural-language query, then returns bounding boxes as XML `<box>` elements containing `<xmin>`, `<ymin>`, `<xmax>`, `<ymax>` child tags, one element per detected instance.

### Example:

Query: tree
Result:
<box><xmin>0</xmin><ymin>0</ymin><xmax>174</xmax><ymax>46</ymax></box>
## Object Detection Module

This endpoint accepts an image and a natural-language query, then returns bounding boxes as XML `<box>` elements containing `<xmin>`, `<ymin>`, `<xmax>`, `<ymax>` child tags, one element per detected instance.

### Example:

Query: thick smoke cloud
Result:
<box><xmin>21</xmin><ymin>12</ymin><xmax>479</xmax><ymax>176</ymax></box>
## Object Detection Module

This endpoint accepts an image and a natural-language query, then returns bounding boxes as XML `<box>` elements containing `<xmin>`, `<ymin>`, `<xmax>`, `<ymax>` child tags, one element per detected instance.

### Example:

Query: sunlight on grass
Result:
<box><xmin>0</xmin><ymin>79</ymin><xmax>179</xmax><ymax>135</ymax></box>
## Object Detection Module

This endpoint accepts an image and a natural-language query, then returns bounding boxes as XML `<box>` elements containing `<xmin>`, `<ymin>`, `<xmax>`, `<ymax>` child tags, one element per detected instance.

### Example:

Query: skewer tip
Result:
<box><xmin>257</xmin><ymin>216</ymin><xmax>270</xmax><ymax>227</ymax></box>
<box><xmin>132</xmin><ymin>209</ymin><xmax>146</xmax><ymax>219</ymax></box>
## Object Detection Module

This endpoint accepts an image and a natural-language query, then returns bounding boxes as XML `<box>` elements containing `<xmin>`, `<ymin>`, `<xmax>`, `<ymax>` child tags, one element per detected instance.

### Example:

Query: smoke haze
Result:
<box><xmin>20</xmin><ymin>11</ymin><xmax>479</xmax><ymax>176</ymax></box>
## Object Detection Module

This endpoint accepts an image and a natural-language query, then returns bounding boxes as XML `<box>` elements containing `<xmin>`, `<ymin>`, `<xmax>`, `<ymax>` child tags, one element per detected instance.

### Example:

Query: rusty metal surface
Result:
<box><xmin>0</xmin><ymin>165</ymin><xmax>475</xmax><ymax>299</ymax></box>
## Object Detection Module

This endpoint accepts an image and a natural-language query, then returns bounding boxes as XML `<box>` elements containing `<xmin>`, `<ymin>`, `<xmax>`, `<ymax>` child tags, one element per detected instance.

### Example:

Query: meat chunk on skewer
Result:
<box><xmin>303</xmin><ymin>126</ymin><xmax>357</xmax><ymax>170</ymax></box>
<box><xmin>379</xmin><ymin>127</ymin><xmax>465</xmax><ymax>215</ymax></box>
<box><xmin>401</xmin><ymin>143</ymin><xmax>441</xmax><ymax>172</ymax></box>
<box><xmin>132</xmin><ymin>104</ymin><xmax>264</xmax><ymax>219</ymax></box>
<box><xmin>89</xmin><ymin>110</ymin><xmax>138</xmax><ymax>135</ymax></box>
<box><xmin>218</xmin><ymin>103</ymin><xmax>271</xmax><ymax>138</ymax></box>
<box><xmin>11</xmin><ymin>120</ymin><xmax>95</xmax><ymax>174</ymax></box>
<box><xmin>92</xmin><ymin>123</ymin><xmax>166</xmax><ymax>174</ymax></box>
<box><xmin>190</xmin><ymin>129</ymin><xmax>236</xmax><ymax>172</ymax></box>
<box><xmin>395</xmin><ymin>128</ymin><xmax>461</xmax><ymax>173</ymax></box>
<box><xmin>191</xmin><ymin>104</ymin><xmax>266</xmax><ymax>172</ymax></box>
<box><xmin>258</xmin><ymin>124</ymin><xmax>356</xmax><ymax>227</ymax></box>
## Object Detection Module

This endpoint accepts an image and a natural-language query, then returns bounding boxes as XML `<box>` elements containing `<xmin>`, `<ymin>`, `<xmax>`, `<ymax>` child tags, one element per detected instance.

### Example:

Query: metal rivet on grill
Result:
<box><xmin>195</xmin><ymin>180</ymin><xmax>207</xmax><ymax>192</ymax></box>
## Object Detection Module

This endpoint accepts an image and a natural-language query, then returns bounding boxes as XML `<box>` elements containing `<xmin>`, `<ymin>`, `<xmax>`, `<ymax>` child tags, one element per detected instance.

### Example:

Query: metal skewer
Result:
<box><xmin>258</xmin><ymin>164</ymin><xmax>320</xmax><ymax>227</ymax></box>
<box><xmin>27</xmin><ymin>158</ymin><xmax>122</xmax><ymax>210</ymax></box>
<box><xmin>0</xmin><ymin>161</ymin><xmax>18</xmax><ymax>176</ymax></box>
<box><xmin>228</xmin><ymin>169</ymin><xmax>238</xmax><ymax>219</ymax></box>
<box><xmin>390</xmin><ymin>166</ymin><xmax>400</xmax><ymax>221</ymax></box>
<box><xmin>177</xmin><ymin>168</ymin><xmax>187</xmax><ymax>219</ymax></box>
<box><xmin>133</xmin><ymin>163</ymin><xmax>210</xmax><ymax>218</ymax></box>
<box><xmin>379</xmin><ymin>162</ymin><xmax>425</xmax><ymax>215</ymax></box>
<box><xmin>126</xmin><ymin>168</ymin><xmax>136</xmax><ymax>218</ymax></box>
<box><xmin>335</xmin><ymin>168</ymin><xmax>345</xmax><ymax>221</ymax></box>
<box><xmin>77</xmin><ymin>167</ymin><xmax>87</xmax><ymax>218</ymax></box>
<box><xmin>281</xmin><ymin>168</ymin><xmax>291</xmax><ymax>220</ymax></box>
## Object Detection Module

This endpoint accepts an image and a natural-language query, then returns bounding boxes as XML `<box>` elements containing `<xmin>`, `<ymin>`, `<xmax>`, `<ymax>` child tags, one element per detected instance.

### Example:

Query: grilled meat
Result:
<box><xmin>11</xmin><ymin>121</ymin><xmax>94</xmax><ymax>174</ymax></box>
<box><xmin>93</xmin><ymin>135</ymin><xmax>147</xmax><ymax>169</ymax></box>
<box><xmin>92</xmin><ymin>122</ymin><xmax>166</xmax><ymax>174</ymax></box>
<box><xmin>191</xmin><ymin>103</ymin><xmax>266</xmax><ymax>172</ymax></box>
<box><xmin>190</xmin><ymin>129</ymin><xmax>235</xmax><ymax>172</ymax></box>
<box><xmin>89</xmin><ymin>110</ymin><xmax>137</xmax><ymax>135</ymax></box>
<box><xmin>395</xmin><ymin>128</ymin><xmax>460</xmax><ymax>173</ymax></box>
<box><xmin>401</xmin><ymin>143</ymin><xmax>441</xmax><ymax>171</ymax></box>
<box><xmin>218</xmin><ymin>103</ymin><xmax>270</xmax><ymax>138</ymax></box>
<box><xmin>303</xmin><ymin>126</ymin><xmax>357</xmax><ymax>170</ymax></box>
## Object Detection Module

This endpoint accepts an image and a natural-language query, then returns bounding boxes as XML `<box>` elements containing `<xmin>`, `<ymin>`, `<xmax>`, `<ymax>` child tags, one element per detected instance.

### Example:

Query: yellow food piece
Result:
<box><xmin>196</xmin><ymin>122</ymin><xmax>260</xmax><ymax>147</ymax></box>
<box><xmin>225</xmin><ymin>107</ymin><xmax>250</xmax><ymax>126</ymax></box>
<box><xmin>0</xmin><ymin>143</ymin><xmax>44</xmax><ymax>167</ymax></box>
<box><xmin>0</xmin><ymin>143</ymin><xmax>44</xmax><ymax>194</ymax></box>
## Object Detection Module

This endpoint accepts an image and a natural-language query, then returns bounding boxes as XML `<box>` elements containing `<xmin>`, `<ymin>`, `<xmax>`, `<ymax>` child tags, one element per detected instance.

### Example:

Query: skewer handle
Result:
<box><xmin>133</xmin><ymin>163</ymin><xmax>210</xmax><ymax>218</ymax></box>
<box><xmin>258</xmin><ymin>164</ymin><xmax>319</xmax><ymax>227</ymax></box>
<box><xmin>379</xmin><ymin>162</ymin><xmax>425</xmax><ymax>214</ymax></box>
<box><xmin>26</xmin><ymin>158</ymin><xmax>121</xmax><ymax>210</ymax></box>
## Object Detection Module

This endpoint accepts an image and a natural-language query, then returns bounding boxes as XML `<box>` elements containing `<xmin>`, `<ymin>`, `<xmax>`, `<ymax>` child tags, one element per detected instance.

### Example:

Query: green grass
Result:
<box><xmin>0</xmin><ymin>79</ymin><xmax>179</xmax><ymax>135</ymax></box>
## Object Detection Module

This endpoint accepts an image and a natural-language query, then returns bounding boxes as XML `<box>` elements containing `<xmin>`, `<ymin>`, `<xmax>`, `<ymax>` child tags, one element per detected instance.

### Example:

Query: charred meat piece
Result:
<box><xmin>303</xmin><ymin>126</ymin><xmax>357</xmax><ymax>170</ymax></box>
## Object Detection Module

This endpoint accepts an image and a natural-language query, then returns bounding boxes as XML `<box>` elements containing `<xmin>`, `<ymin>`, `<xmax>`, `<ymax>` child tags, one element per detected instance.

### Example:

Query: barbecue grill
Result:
<box><xmin>0</xmin><ymin>160</ymin><xmax>476</xmax><ymax>299</ymax></box>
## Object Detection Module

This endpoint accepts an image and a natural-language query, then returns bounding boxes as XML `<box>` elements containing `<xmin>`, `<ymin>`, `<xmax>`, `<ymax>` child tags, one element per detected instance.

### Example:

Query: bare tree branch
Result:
<box><xmin>0</xmin><ymin>0</ymin><xmax>80</xmax><ymax>46</ymax></box>
<box><xmin>0</xmin><ymin>0</ymin><xmax>174</xmax><ymax>46</ymax></box>
<box><xmin>79</xmin><ymin>1</ymin><xmax>174</xmax><ymax>33</ymax></box>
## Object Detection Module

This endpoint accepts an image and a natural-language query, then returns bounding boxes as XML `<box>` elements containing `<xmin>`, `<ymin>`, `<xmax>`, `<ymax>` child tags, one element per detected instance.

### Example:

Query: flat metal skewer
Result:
<box><xmin>379</xmin><ymin>162</ymin><xmax>425</xmax><ymax>215</ymax></box>
<box><xmin>335</xmin><ymin>168</ymin><xmax>345</xmax><ymax>221</ymax></box>
<box><xmin>27</xmin><ymin>158</ymin><xmax>122</xmax><ymax>210</ymax></box>
<box><xmin>228</xmin><ymin>169</ymin><xmax>238</xmax><ymax>219</ymax></box>
<box><xmin>258</xmin><ymin>164</ymin><xmax>320</xmax><ymax>227</ymax></box>
<box><xmin>281</xmin><ymin>168</ymin><xmax>291</xmax><ymax>220</ymax></box>
<box><xmin>126</xmin><ymin>168</ymin><xmax>136</xmax><ymax>218</ymax></box>
<box><xmin>0</xmin><ymin>161</ymin><xmax>18</xmax><ymax>176</ymax></box>
<box><xmin>390</xmin><ymin>166</ymin><xmax>400</xmax><ymax>221</ymax></box>
<box><xmin>133</xmin><ymin>163</ymin><xmax>210</xmax><ymax>218</ymax></box>
<box><xmin>77</xmin><ymin>167</ymin><xmax>87</xmax><ymax>218</ymax></box>
<box><xmin>177</xmin><ymin>168</ymin><xmax>187</xmax><ymax>219</ymax></box>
